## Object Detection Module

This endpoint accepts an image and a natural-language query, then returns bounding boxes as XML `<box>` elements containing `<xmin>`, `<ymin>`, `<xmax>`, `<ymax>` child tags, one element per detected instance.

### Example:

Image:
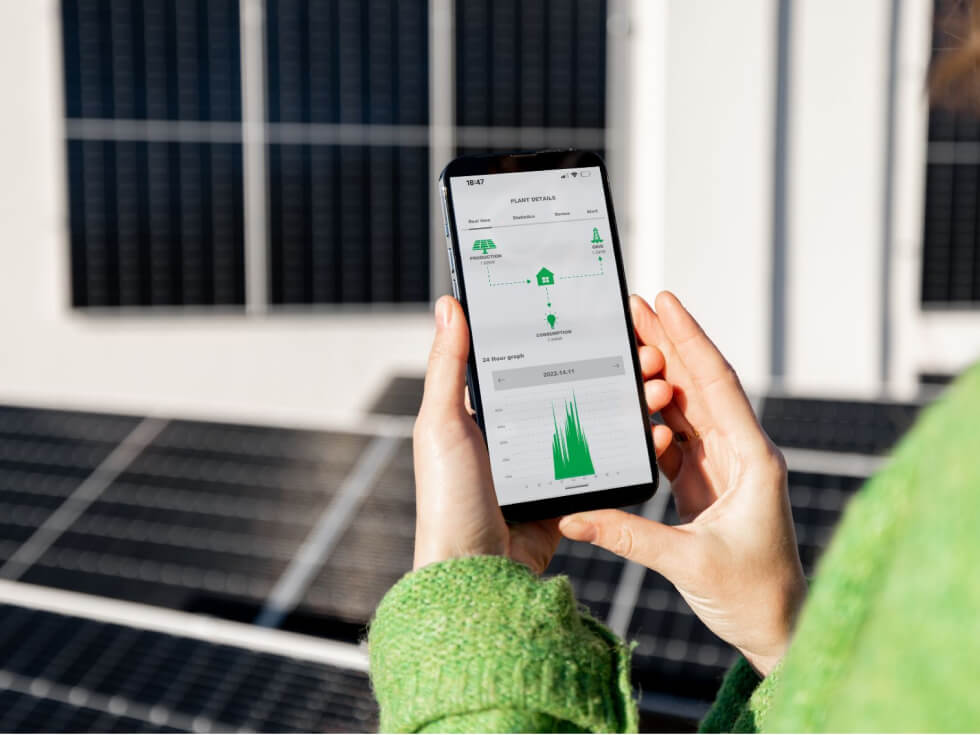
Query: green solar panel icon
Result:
<box><xmin>473</xmin><ymin>238</ymin><xmax>496</xmax><ymax>253</ymax></box>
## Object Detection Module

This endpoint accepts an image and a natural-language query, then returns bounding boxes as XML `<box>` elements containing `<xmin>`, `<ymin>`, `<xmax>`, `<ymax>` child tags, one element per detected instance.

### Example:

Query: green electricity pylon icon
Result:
<box><xmin>591</xmin><ymin>228</ymin><xmax>604</xmax><ymax>244</ymax></box>
<box><xmin>473</xmin><ymin>238</ymin><xmax>496</xmax><ymax>253</ymax></box>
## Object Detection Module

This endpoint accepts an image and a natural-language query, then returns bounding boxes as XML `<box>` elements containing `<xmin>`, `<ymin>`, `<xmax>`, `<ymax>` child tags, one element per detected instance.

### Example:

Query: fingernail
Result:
<box><xmin>435</xmin><ymin>297</ymin><xmax>452</xmax><ymax>328</ymax></box>
<box><xmin>559</xmin><ymin>516</ymin><xmax>595</xmax><ymax>542</ymax></box>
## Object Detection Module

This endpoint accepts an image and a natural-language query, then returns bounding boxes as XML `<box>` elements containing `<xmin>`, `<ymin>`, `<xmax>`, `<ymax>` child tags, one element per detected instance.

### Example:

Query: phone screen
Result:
<box><xmin>449</xmin><ymin>166</ymin><xmax>653</xmax><ymax>507</ymax></box>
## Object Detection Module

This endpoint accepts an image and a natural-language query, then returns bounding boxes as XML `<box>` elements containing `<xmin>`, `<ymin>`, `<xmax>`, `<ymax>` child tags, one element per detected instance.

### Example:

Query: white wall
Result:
<box><xmin>784</xmin><ymin>0</ymin><xmax>980</xmax><ymax>395</ymax></box>
<box><xmin>616</xmin><ymin>0</ymin><xmax>665</xmax><ymax>299</ymax></box>
<box><xmin>785</xmin><ymin>0</ymin><xmax>891</xmax><ymax>396</ymax></box>
<box><xmin>661</xmin><ymin>0</ymin><xmax>777</xmax><ymax>395</ymax></box>
<box><xmin>0</xmin><ymin>0</ymin><xmax>435</xmax><ymax>430</ymax></box>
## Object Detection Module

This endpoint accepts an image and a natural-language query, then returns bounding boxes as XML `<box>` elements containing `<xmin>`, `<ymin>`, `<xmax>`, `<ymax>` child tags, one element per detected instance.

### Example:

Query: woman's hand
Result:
<box><xmin>559</xmin><ymin>292</ymin><xmax>807</xmax><ymax>676</ymax></box>
<box><xmin>412</xmin><ymin>295</ymin><xmax>678</xmax><ymax>574</ymax></box>
<box><xmin>412</xmin><ymin>295</ymin><xmax>557</xmax><ymax>573</ymax></box>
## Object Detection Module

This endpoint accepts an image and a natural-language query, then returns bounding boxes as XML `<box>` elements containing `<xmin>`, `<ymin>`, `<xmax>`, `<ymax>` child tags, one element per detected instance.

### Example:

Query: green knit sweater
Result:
<box><xmin>369</xmin><ymin>365</ymin><xmax>980</xmax><ymax>732</ymax></box>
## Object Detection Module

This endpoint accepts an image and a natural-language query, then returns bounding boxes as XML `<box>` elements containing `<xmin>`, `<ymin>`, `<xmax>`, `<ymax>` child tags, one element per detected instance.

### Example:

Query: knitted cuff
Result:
<box><xmin>368</xmin><ymin>555</ymin><xmax>638</xmax><ymax>733</ymax></box>
<box><xmin>699</xmin><ymin>657</ymin><xmax>763</xmax><ymax>733</ymax></box>
<box><xmin>699</xmin><ymin>656</ymin><xmax>785</xmax><ymax>734</ymax></box>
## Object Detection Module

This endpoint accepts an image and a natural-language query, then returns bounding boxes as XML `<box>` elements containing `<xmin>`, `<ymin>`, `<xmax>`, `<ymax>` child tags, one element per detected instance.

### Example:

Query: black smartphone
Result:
<box><xmin>438</xmin><ymin>149</ymin><xmax>658</xmax><ymax>522</ymax></box>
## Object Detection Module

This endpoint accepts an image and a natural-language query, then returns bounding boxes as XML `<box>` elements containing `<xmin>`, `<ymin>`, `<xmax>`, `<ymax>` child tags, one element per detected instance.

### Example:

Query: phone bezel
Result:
<box><xmin>439</xmin><ymin>149</ymin><xmax>658</xmax><ymax>522</ymax></box>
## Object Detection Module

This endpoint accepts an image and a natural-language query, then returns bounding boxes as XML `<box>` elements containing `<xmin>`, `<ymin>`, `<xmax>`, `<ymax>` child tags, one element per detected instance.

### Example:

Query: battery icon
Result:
<box><xmin>580</xmin><ymin>170</ymin><xmax>592</xmax><ymax>178</ymax></box>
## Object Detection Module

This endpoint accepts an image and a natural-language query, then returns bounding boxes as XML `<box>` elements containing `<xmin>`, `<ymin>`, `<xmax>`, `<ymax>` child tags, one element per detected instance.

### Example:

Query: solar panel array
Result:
<box><xmin>0</xmin><ymin>379</ymin><xmax>933</xmax><ymax>731</ymax></box>
<box><xmin>60</xmin><ymin>0</ymin><xmax>615</xmax><ymax>310</ymax></box>
<box><xmin>922</xmin><ymin>0</ymin><xmax>980</xmax><ymax>305</ymax></box>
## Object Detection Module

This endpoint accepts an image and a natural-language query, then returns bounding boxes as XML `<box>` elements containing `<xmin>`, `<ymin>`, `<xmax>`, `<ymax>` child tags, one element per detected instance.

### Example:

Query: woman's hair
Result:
<box><xmin>930</xmin><ymin>0</ymin><xmax>980</xmax><ymax>111</ymax></box>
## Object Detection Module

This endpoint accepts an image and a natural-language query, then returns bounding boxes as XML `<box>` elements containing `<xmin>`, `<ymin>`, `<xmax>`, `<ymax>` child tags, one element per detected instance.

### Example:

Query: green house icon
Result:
<box><xmin>536</xmin><ymin>267</ymin><xmax>554</xmax><ymax>286</ymax></box>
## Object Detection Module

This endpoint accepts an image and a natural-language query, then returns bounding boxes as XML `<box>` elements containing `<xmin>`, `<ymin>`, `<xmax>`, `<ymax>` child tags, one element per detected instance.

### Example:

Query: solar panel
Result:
<box><xmin>0</xmin><ymin>603</ymin><xmax>376</xmax><ymax>733</ymax></box>
<box><xmin>454</xmin><ymin>0</ymin><xmax>606</xmax><ymax>130</ymax></box>
<box><xmin>921</xmin><ymin>0</ymin><xmax>980</xmax><ymax>304</ymax></box>
<box><xmin>61</xmin><ymin>0</ymin><xmax>246</xmax><ymax>308</ymax></box>
<box><xmin>760</xmin><ymin>396</ymin><xmax>920</xmax><ymax>455</ymax></box>
<box><xmin>265</xmin><ymin>0</ymin><xmax>430</xmax><ymax>305</ymax></box>
<box><xmin>267</xmin><ymin>144</ymin><xmax>430</xmax><ymax>304</ymax></box>
<box><xmin>0</xmin><ymin>407</ymin><xmax>142</xmax><ymax>567</ymax></box>
<box><xmin>366</xmin><ymin>376</ymin><xmax>425</xmax><ymax>417</ymax></box>
<box><xmin>299</xmin><ymin>441</ymin><xmax>415</xmax><ymax>625</ymax></box>
<box><xmin>16</xmin><ymin>418</ymin><xmax>369</xmax><ymax>618</ymax></box>
<box><xmin>789</xmin><ymin>472</ymin><xmax>865</xmax><ymax>574</ymax></box>
<box><xmin>454</xmin><ymin>0</ymin><xmax>607</xmax><ymax>157</ymax></box>
<box><xmin>544</xmin><ymin>538</ymin><xmax>626</xmax><ymax>622</ymax></box>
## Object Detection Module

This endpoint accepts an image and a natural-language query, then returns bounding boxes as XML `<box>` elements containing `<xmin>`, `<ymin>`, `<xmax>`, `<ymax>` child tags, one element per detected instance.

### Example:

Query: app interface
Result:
<box><xmin>449</xmin><ymin>167</ymin><xmax>653</xmax><ymax>505</ymax></box>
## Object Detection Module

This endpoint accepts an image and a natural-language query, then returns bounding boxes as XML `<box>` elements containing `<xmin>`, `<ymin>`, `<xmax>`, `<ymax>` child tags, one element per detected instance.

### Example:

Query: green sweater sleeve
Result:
<box><xmin>368</xmin><ymin>555</ymin><xmax>638</xmax><ymax>733</ymax></box>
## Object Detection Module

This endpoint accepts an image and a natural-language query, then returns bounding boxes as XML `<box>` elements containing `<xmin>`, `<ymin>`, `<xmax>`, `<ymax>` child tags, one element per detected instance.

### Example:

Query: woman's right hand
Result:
<box><xmin>559</xmin><ymin>292</ymin><xmax>807</xmax><ymax>677</ymax></box>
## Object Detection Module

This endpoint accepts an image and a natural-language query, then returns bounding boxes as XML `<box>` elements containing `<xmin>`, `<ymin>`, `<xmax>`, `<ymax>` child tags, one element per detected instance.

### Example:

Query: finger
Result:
<box><xmin>644</xmin><ymin>379</ymin><xmax>673</xmax><ymax>414</ymax></box>
<box><xmin>660</xmin><ymin>397</ymin><xmax>700</xmax><ymax>444</ymax></box>
<box><xmin>652</xmin><ymin>423</ymin><xmax>674</xmax><ymax>458</ymax></box>
<box><xmin>655</xmin><ymin>432</ymin><xmax>683</xmax><ymax>480</ymax></box>
<box><xmin>509</xmin><ymin>518</ymin><xmax>561</xmax><ymax>575</ymax></box>
<box><xmin>419</xmin><ymin>296</ymin><xmax>470</xmax><ymax>418</ymax></box>
<box><xmin>559</xmin><ymin>509</ymin><xmax>687</xmax><ymax>579</ymax></box>
<box><xmin>631</xmin><ymin>295</ymin><xmax>715</xmax><ymax>432</ymax></box>
<box><xmin>654</xmin><ymin>291</ymin><xmax>761</xmax><ymax>438</ymax></box>
<box><xmin>464</xmin><ymin>385</ymin><xmax>475</xmax><ymax>416</ymax></box>
<box><xmin>638</xmin><ymin>344</ymin><xmax>666</xmax><ymax>379</ymax></box>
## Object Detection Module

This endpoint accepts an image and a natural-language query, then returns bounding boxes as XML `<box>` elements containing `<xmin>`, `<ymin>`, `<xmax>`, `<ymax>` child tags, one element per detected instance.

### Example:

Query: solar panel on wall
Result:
<box><xmin>62</xmin><ymin>0</ymin><xmax>245</xmax><ymax>308</ymax></box>
<box><xmin>454</xmin><ymin>0</ymin><xmax>607</xmax><ymax>156</ymax></box>
<box><xmin>266</xmin><ymin>0</ymin><xmax>430</xmax><ymax>305</ymax></box>
<box><xmin>455</xmin><ymin>0</ymin><xmax>606</xmax><ymax>130</ymax></box>
<box><xmin>922</xmin><ymin>0</ymin><xmax>980</xmax><ymax>305</ymax></box>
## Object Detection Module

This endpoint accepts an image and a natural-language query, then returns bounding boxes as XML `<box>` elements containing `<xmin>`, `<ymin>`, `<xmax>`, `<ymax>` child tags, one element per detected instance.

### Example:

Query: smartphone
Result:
<box><xmin>438</xmin><ymin>149</ymin><xmax>658</xmax><ymax>521</ymax></box>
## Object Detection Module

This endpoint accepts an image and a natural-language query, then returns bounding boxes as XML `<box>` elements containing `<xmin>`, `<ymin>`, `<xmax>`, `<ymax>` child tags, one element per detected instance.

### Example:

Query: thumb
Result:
<box><xmin>419</xmin><ymin>295</ymin><xmax>470</xmax><ymax>417</ymax></box>
<box><xmin>559</xmin><ymin>509</ymin><xmax>687</xmax><ymax>580</ymax></box>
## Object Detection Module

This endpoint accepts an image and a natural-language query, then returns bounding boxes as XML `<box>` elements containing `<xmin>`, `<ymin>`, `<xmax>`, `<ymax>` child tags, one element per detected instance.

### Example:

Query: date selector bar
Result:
<box><xmin>491</xmin><ymin>356</ymin><xmax>625</xmax><ymax>391</ymax></box>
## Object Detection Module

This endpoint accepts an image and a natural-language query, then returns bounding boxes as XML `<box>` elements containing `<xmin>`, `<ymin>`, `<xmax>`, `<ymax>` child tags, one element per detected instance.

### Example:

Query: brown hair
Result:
<box><xmin>930</xmin><ymin>0</ymin><xmax>980</xmax><ymax>111</ymax></box>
